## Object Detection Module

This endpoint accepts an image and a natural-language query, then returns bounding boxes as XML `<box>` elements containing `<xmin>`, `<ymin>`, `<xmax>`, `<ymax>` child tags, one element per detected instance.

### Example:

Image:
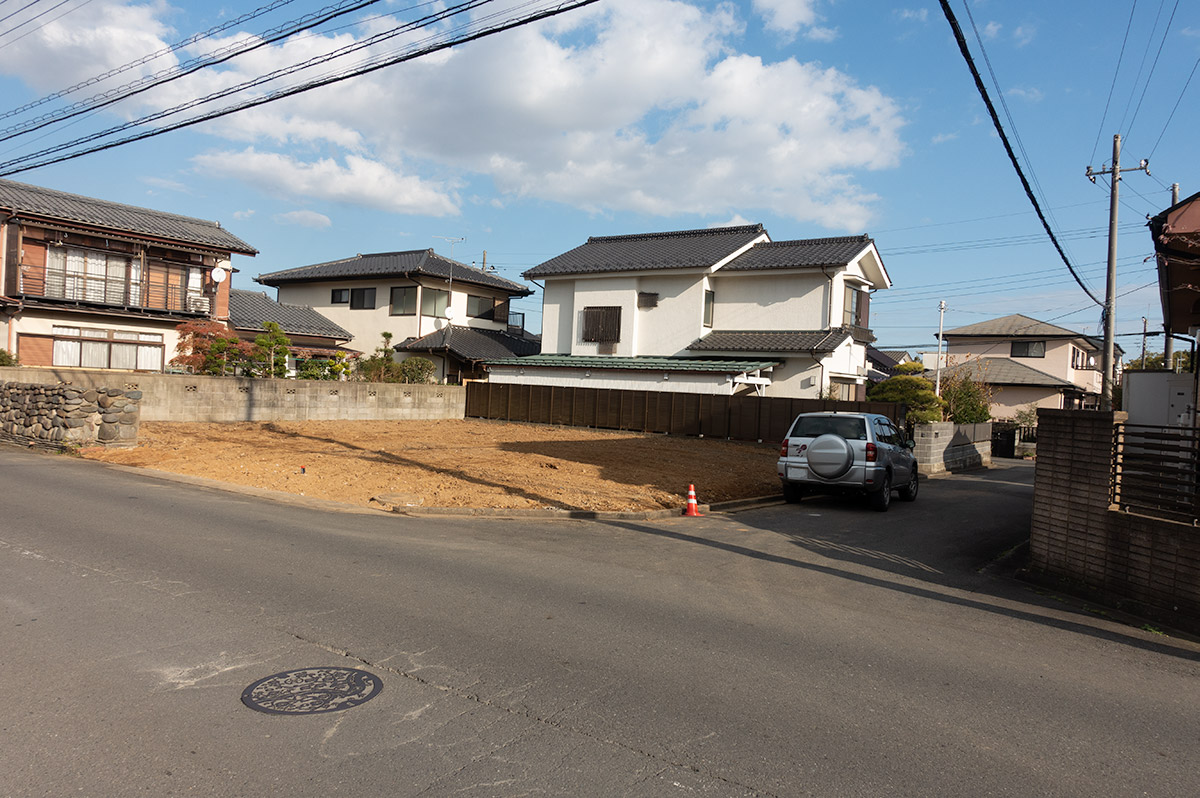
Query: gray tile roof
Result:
<box><xmin>942</xmin><ymin>314</ymin><xmax>1086</xmax><ymax>339</ymax></box>
<box><xmin>687</xmin><ymin>329</ymin><xmax>852</xmax><ymax>354</ymax></box>
<box><xmin>484</xmin><ymin>354</ymin><xmax>779</xmax><ymax>372</ymax></box>
<box><xmin>256</xmin><ymin>249</ymin><xmax>533</xmax><ymax>296</ymax></box>
<box><xmin>720</xmin><ymin>235</ymin><xmax>872</xmax><ymax>270</ymax></box>
<box><xmin>397</xmin><ymin>325</ymin><xmax>541</xmax><ymax>361</ymax></box>
<box><xmin>228</xmin><ymin>289</ymin><xmax>351</xmax><ymax>340</ymax></box>
<box><xmin>928</xmin><ymin>357</ymin><xmax>1076</xmax><ymax>388</ymax></box>
<box><xmin>523</xmin><ymin>224</ymin><xmax>767</xmax><ymax>278</ymax></box>
<box><xmin>0</xmin><ymin>178</ymin><xmax>257</xmax><ymax>254</ymax></box>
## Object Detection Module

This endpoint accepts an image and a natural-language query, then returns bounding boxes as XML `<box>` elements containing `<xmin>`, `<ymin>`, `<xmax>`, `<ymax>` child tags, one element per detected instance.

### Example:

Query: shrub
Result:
<box><xmin>398</xmin><ymin>356</ymin><xmax>435</xmax><ymax>384</ymax></box>
<box><xmin>171</xmin><ymin>321</ymin><xmax>254</xmax><ymax>376</ymax></box>
<box><xmin>940</xmin><ymin>368</ymin><xmax>991</xmax><ymax>423</ymax></box>
<box><xmin>0</xmin><ymin>349</ymin><xmax>18</xmax><ymax>366</ymax></box>
<box><xmin>867</xmin><ymin>373</ymin><xmax>943</xmax><ymax>425</ymax></box>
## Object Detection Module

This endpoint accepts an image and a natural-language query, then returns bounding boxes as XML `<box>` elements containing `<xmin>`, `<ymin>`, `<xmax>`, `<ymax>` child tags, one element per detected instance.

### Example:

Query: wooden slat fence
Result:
<box><xmin>1112</xmin><ymin>423</ymin><xmax>1200</xmax><ymax>525</ymax></box>
<box><xmin>467</xmin><ymin>382</ymin><xmax>906</xmax><ymax>443</ymax></box>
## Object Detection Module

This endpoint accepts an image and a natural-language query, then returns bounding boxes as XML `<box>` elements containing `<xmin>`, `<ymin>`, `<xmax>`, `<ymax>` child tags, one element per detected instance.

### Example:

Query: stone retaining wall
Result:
<box><xmin>0</xmin><ymin>366</ymin><xmax>464</xmax><ymax>422</ymax></box>
<box><xmin>913</xmin><ymin>421</ymin><xmax>991</xmax><ymax>474</ymax></box>
<box><xmin>0</xmin><ymin>381</ymin><xmax>141</xmax><ymax>447</ymax></box>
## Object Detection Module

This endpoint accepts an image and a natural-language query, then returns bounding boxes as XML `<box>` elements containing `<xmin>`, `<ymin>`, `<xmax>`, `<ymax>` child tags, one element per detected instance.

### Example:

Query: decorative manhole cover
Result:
<box><xmin>241</xmin><ymin>667</ymin><xmax>383</xmax><ymax>715</ymax></box>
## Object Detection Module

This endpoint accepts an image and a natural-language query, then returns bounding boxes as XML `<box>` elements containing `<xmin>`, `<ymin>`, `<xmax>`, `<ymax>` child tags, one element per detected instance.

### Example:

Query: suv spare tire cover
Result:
<box><xmin>807</xmin><ymin>433</ymin><xmax>855</xmax><ymax>479</ymax></box>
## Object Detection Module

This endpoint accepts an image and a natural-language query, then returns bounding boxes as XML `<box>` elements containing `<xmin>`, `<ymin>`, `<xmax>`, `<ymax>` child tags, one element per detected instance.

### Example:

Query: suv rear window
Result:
<box><xmin>789</xmin><ymin>416</ymin><xmax>867</xmax><ymax>440</ymax></box>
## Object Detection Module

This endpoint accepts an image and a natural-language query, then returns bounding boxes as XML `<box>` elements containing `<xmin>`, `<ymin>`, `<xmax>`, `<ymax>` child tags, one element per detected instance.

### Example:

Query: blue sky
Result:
<box><xmin>0</xmin><ymin>0</ymin><xmax>1197</xmax><ymax>357</ymax></box>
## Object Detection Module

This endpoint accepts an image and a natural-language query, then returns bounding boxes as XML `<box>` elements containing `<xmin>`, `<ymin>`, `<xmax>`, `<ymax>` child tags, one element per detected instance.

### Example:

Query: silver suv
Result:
<box><xmin>777</xmin><ymin>412</ymin><xmax>918</xmax><ymax>511</ymax></box>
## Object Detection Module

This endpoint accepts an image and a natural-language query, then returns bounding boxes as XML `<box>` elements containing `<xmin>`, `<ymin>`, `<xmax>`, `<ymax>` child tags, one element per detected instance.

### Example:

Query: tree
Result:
<box><xmin>892</xmin><ymin>361</ymin><xmax>926</xmax><ymax>375</ymax></box>
<box><xmin>866</xmin><ymin>373</ymin><xmax>943</xmax><ymax>424</ymax></box>
<box><xmin>171</xmin><ymin>321</ymin><xmax>254</xmax><ymax>376</ymax></box>
<box><xmin>296</xmin><ymin>351</ymin><xmax>351</xmax><ymax>381</ymax></box>
<box><xmin>939</xmin><ymin>368</ymin><xmax>991</xmax><ymax>423</ymax></box>
<box><xmin>355</xmin><ymin>332</ymin><xmax>405</xmax><ymax>382</ymax></box>
<box><xmin>248</xmin><ymin>321</ymin><xmax>292</xmax><ymax>378</ymax></box>
<box><xmin>1014</xmin><ymin>403</ymin><xmax>1039</xmax><ymax>427</ymax></box>
<box><xmin>1125</xmin><ymin>350</ymin><xmax>1193</xmax><ymax>372</ymax></box>
<box><xmin>0</xmin><ymin>349</ymin><xmax>18</xmax><ymax>367</ymax></box>
<box><xmin>398</xmin><ymin>356</ymin><xmax>435</xmax><ymax>384</ymax></box>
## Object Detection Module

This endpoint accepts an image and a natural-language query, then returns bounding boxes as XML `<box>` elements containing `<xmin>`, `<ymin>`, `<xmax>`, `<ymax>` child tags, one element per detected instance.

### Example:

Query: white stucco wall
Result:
<box><xmin>12</xmin><ymin>310</ymin><xmax>182</xmax><ymax>371</ymax></box>
<box><xmin>989</xmin><ymin>386</ymin><xmax>1063</xmax><ymax>419</ymax></box>
<box><xmin>709</xmin><ymin>271</ymin><xmax>829</xmax><ymax>331</ymax></box>
<box><xmin>634</xmin><ymin>274</ymin><xmax>708</xmax><ymax>356</ymax></box>
<box><xmin>570</xmin><ymin>277</ymin><xmax>639</xmax><ymax>357</ymax></box>
<box><xmin>540</xmin><ymin>279</ymin><xmax>575</xmax><ymax>355</ymax></box>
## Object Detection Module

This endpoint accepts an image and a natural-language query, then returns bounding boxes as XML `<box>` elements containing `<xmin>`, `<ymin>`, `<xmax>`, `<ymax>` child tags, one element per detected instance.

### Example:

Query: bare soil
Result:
<box><xmin>82</xmin><ymin>419</ymin><xmax>781</xmax><ymax>512</ymax></box>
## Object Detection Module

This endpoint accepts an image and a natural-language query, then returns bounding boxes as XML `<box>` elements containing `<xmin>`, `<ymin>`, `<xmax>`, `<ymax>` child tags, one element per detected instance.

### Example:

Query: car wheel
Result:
<box><xmin>899</xmin><ymin>468</ymin><xmax>919</xmax><ymax>502</ymax></box>
<box><xmin>783</xmin><ymin>483</ymin><xmax>804</xmax><ymax>504</ymax></box>
<box><xmin>869</xmin><ymin>473</ymin><xmax>891</xmax><ymax>512</ymax></box>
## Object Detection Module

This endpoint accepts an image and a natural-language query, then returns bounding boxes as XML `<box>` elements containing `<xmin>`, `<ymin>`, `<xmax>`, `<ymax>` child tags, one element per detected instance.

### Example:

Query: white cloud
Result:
<box><xmin>140</xmin><ymin>176</ymin><xmax>189</xmax><ymax>193</ymax></box>
<box><xmin>191</xmin><ymin>149</ymin><xmax>460</xmax><ymax>217</ymax></box>
<box><xmin>1013</xmin><ymin>24</ymin><xmax>1036</xmax><ymax>47</ymax></box>
<box><xmin>1007</xmin><ymin>86</ymin><xmax>1044</xmax><ymax>103</ymax></box>
<box><xmin>895</xmin><ymin>9</ymin><xmax>929</xmax><ymax>23</ymax></box>
<box><xmin>272</xmin><ymin>210</ymin><xmax>331</xmax><ymax>229</ymax></box>
<box><xmin>232</xmin><ymin>209</ymin><xmax>256</xmax><ymax>220</ymax></box>
<box><xmin>931</xmin><ymin>132</ymin><xmax>958</xmax><ymax>144</ymax></box>
<box><xmin>711</xmin><ymin>214</ymin><xmax>755</xmax><ymax>228</ymax></box>
<box><xmin>983</xmin><ymin>21</ymin><xmax>1002</xmax><ymax>39</ymax></box>
<box><xmin>0</xmin><ymin>0</ymin><xmax>907</xmax><ymax>231</ymax></box>
<box><xmin>752</xmin><ymin>0</ymin><xmax>821</xmax><ymax>36</ymax></box>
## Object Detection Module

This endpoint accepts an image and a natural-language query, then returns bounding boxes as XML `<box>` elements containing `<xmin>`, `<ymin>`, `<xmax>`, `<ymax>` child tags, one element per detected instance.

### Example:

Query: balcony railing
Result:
<box><xmin>20</xmin><ymin>270</ymin><xmax>209</xmax><ymax>315</ymax></box>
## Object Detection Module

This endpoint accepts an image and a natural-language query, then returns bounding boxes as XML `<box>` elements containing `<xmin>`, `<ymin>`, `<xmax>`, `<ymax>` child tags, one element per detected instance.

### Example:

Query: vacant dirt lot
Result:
<box><xmin>82</xmin><ymin>419</ymin><xmax>781</xmax><ymax>512</ymax></box>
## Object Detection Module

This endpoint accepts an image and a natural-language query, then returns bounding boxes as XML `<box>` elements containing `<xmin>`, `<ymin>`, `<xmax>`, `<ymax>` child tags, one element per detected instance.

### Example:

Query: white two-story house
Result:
<box><xmin>485</xmin><ymin>224</ymin><xmax>890</xmax><ymax>399</ymax></box>
<box><xmin>934</xmin><ymin>313</ymin><xmax>1123</xmax><ymax>417</ymax></box>
<box><xmin>256</xmin><ymin>249</ymin><xmax>537</xmax><ymax>382</ymax></box>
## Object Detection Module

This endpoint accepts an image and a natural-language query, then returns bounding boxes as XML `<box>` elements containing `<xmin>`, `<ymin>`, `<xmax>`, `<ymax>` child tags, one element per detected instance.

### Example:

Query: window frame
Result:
<box><xmin>389</xmin><ymin>286</ymin><xmax>417</xmax><ymax>316</ymax></box>
<box><xmin>349</xmin><ymin>287</ymin><xmax>376</xmax><ymax>310</ymax></box>
<box><xmin>581</xmin><ymin>306</ymin><xmax>621</xmax><ymax>343</ymax></box>
<box><xmin>467</xmin><ymin>294</ymin><xmax>495</xmax><ymax>320</ymax></box>
<box><xmin>49</xmin><ymin>325</ymin><xmax>163</xmax><ymax>371</ymax></box>
<box><xmin>421</xmin><ymin>287</ymin><xmax>449</xmax><ymax>318</ymax></box>
<box><xmin>331</xmin><ymin>288</ymin><xmax>350</xmax><ymax>304</ymax></box>
<box><xmin>1011</xmin><ymin>340</ymin><xmax>1046</xmax><ymax>358</ymax></box>
<box><xmin>703</xmin><ymin>289</ymin><xmax>715</xmax><ymax>328</ymax></box>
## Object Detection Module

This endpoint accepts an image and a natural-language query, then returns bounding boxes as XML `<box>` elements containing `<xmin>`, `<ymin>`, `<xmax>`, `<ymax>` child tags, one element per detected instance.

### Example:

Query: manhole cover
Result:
<box><xmin>241</xmin><ymin>667</ymin><xmax>383</xmax><ymax>715</ymax></box>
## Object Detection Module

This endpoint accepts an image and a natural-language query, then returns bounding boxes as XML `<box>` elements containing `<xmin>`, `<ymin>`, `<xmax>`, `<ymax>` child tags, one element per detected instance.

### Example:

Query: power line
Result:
<box><xmin>937</xmin><ymin>0</ymin><xmax>1103</xmax><ymax>307</ymax></box>
<box><xmin>0</xmin><ymin>0</ymin><xmax>601</xmax><ymax>176</ymax></box>
<box><xmin>0</xmin><ymin>0</ymin><xmax>298</xmax><ymax>119</ymax></box>
<box><xmin>1147</xmin><ymin>48</ymin><xmax>1200</xmax><ymax>160</ymax></box>
<box><xmin>1123</xmin><ymin>0</ymin><xmax>1180</xmax><ymax>144</ymax></box>
<box><xmin>0</xmin><ymin>0</ymin><xmax>78</xmax><ymax>43</ymax></box>
<box><xmin>1090</xmin><ymin>0</ymin><xmax>1139</xmax><ymax>164</ymax></box>
<box><xmin>0</xmin><ymin>0</ymin><xmax>393</xmax><ymax>144</ymax></box>
<box><xmin>0</xmin><ymin>0</ymin><xmax>94</xmax><ymax>50</ymax></box>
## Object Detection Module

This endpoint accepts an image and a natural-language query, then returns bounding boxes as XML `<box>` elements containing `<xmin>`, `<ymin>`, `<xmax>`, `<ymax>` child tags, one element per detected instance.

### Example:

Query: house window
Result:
<box><xmin>703</xmin><ymin>290</ymin><xmax>715</xmax><ymax>328</ymax></box>
<box><xmin>1071</xmin><ymin>345</ymin><xmax>1095</xmax><ymax>370</ymax></box>
<box><xmin>331</xmin><ymin>288</ymin><xmax>350</xmax><ymax>304</ymax></box>
<box><xmin>422</xmin><ymin>288</ymin><xmax>449</xmax><ymax>318</ymax></box>
<box><xmin>349</xmin><ymin>287</ymin><xmax>376</xmax><ymax>310</ymax></box>
<box><xmin>467</xmin><ymin>294</ymin><xmax>496</xmax><ymax>320</ymax></box>
<box><xmin>50</xmin><ymin>325</ymin><xmax>163</xmax><ymax>371</ymax></box>
<box><xmin>582</xmin><ymin>306</ymin><xmax>621</xmax><ymax>343</ymax></box>
<box><xmin>638</xmin><ymin>292</ymin><xmax>659</xmax><ymax>309</ymax></box>
<box><xmin>390</xmin><ymin>286</ymin><xmax>416</xmax><ymax>315</ymax></box>
<box><xmin>1011</xmin><ymin>341</ymin><xmax>1046</xmax><ymax>358</ymax></box>
<box><xmin>843</xmin><ymin>286</ymin><xmax>864</xmax><ymax>327</ymax></box>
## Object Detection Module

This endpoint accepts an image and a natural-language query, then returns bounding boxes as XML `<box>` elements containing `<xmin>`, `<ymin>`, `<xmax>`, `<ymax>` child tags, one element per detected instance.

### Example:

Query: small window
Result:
<box><xmin>638</xmin><ymin>292</ymin><xmax>659</xmax><ymax>309</ymax></box>
<box><xmin>467</xmin><ymin>294</ymin><xmax>495</xmax><ymax>320</ymax></box>
<box><xmin>843</xmin><ymin>286</ymin><xmax>862</xmax><ymax>327</ymax></box>
<box><xmin>390</xmin><ymin>286</ymin><xmax>416</xmax><ymax>316</ymax></box>
<box><xmin>421</xmin><ymin>288</ymin><xmax>449</xmax><ymax>318</ymax></box>
<box><xmin>349</xmin><ymin>287</ymin><xmax>376</xmax><ymax>310</ymax></box>
<box><xmin>703</xmin><ymin>290</ymin><xmax>714</xmax><ymax>327</ymax></box>
<box><xmin>582</xmin><ymin>306</ymin><xmax>621</xmax><ymax>343</ymax></box>
<box><xmin>331</xmin><ymin>288</ymin><xmax>350</xmax><ymax>304</ymax></box>
<box><xmin>1011</xmin><ymin>341</ymin><xmax>1045</xmax><ymax>358</ymax></box>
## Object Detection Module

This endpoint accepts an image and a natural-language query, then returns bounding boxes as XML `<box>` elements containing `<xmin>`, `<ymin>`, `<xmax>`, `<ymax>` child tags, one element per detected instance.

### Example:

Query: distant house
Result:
<box><xmin>934</xmin><ymin>313</ymin><xmax>1122</xmax><ymax>418</ymax></box>
<box><xmin>0</xmin><ymin>178</ymin><xmax>256</xmax><ymax>371</ymax></box>
<box><xmin>866</xmin><ymin>346</ymin><xmax>914</xmax><ymax>381</ymax></box>
<box><xmin>256</xmin><ymin>249</ymin><xmax>535</xmax><ymax>382</ymax></box>
<box><xmin>227</xmin><ymin>288</ymin><xmax>353</xmax><ymax>374</ymax></box>
<box><xmin>486</xmin><ymin>224</ymin><xmax>890</xmax><ymax>399</ymax></box>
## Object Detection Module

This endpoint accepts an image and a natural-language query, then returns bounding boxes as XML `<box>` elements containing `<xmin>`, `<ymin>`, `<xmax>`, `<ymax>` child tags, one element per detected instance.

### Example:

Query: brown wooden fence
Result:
<box><xmin>466</xmin><ymin>382</ymin><xmax>906</xmax><ymax>443</ymax></box>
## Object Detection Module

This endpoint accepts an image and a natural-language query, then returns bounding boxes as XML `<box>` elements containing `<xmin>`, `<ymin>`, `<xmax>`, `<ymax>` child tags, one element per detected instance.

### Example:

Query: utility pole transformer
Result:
<box><xmin>1086</xmin><ymin>134</ymin><xmax>1149</xmax><ymax>411</ymax></box>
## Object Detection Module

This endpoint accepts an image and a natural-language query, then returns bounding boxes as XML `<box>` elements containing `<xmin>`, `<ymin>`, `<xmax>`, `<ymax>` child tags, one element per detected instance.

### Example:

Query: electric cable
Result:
<box><xmin>1123</xmin><ymin>0</ymin><xmax>1180</xmax><ymax>145</ymax></box>
<box><xmin>937</xmin><ymin>0</ymin><xmax>1103</xmax><ymax>307</ymax></box>
<box><xmin>0</xmin><ymin>0</ymin><xmax>94</xmax><ymax>50</ymax></box>
<box><xmin>1090</xmin><ymin>0</ymin><xmax>1139</xmax><ymax>164</ymax></box>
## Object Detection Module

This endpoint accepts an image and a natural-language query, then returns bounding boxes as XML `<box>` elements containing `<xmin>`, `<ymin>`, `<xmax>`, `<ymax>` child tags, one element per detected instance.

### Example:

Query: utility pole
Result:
<box><xmin>1140</xmin><ymin>316</ymin><xmax>1148</xmax><ymax>368</ymax></box>
<box><xmin>1164</xmin><ymin>182</ymin><xmax>1180</xmax><ymax>370</ymax></box>
<box><xmin>934</xmin><ymin>300</ymin><xmax>946</xmax><ymax>396</ymax></box>
<box><xmin>1086</xmin><ymin>134</ymin><xmax>1149</xmax><ymax>410</ymax></box>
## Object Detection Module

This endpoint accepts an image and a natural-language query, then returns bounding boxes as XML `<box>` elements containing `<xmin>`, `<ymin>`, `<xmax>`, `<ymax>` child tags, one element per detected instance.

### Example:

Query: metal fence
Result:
<box><xmin>1112</xmin><ymin>423</ymin><xmax>1200</xmax><ymax>525</ymax></box>
<box><xmin>466</xmin><ymin>382</ymin><xmax>906</xmax><ymax>444</ymax></box>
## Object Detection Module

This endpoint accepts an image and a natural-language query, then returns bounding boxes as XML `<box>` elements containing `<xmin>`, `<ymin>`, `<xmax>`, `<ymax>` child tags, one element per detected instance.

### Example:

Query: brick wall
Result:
<box><xmin>0</xmin><ymin>367</ymin><xmax>464</xmax><ymax>422</ymax></box>
<box><xmin>1030</xmin><ymin>409</ymin><xmax>1200</xmax><ymax>630</ymax></box>
<box><xmin>912</xmin><ymin>421</ymin><xmax>991</xmax><ymax>474</ymax></box>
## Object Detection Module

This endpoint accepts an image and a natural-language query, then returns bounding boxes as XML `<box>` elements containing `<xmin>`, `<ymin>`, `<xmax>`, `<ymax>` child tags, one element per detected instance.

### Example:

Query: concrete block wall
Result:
<box><xmin>1</xmin><ymin>381</ymin><xmax>141</xmax><ymax>447</ymax></box>
<box><xmin>1030</xmin><ymin>409</ymin><xmax>1200</xmax><ymax>629</ymax></box>
<box><xmin>913</xmin><ymin>422</ymin><xmax>991</xmax><ymax>474</ymax></box>
<box><xmin>0</xmin><ymin>367</ymin><xmax>465</xmax><ymax>422</ymax></box>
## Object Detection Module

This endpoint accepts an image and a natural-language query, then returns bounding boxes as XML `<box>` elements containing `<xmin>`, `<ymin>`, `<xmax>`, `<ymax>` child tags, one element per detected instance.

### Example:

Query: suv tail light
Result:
<box><xmin>780</xmin><ymin>438</ymin><xmax>789</xmax><ymax>456</ymax></box>
<box><xmin>865</xmin><ymin>442</ymin><xmax>877</xmax><ymax>462</ymax></box>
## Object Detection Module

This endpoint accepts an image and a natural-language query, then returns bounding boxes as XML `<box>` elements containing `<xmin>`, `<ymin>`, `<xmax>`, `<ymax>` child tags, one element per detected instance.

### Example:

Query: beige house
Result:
<box><xmin>0</xmin><ymin>178</ymin><xmax>256</xmax><ymax>372</ymax></box>
<box><xmin>487</xmin><ymin>224</ymin><xmax>890</xmax><ymax>399</ymax></box>
<box><xmin>935</xmin><ymin>314</ymin><xmax>1123</xmax><ymax>418</ymax></box>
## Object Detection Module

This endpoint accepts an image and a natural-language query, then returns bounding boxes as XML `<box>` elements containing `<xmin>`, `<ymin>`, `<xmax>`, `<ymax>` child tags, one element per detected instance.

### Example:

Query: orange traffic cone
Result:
<box><xmin>682</xmin><ymin>484</ymin><xmax>703</xmax><ymax>517</ymax></box>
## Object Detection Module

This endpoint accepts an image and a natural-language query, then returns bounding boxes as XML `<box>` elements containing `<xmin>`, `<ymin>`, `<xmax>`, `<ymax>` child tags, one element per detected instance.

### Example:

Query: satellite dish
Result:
<box><xmin>211</xmin><ymin>267</ymin><xmax>228</xmax><ymax>283</ymax></box>
<box><xmin>445</xmin><ymin>307</ymin><xmax>456</xmax><ymax>320</ymax></box>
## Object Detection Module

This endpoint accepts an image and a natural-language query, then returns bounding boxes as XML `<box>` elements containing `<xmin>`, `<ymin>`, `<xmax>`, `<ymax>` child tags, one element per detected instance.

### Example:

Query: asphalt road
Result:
<box><xmin>2</xmin><ymin>449</ymin><xmax>1198</xmax><ymax>797</ymax></box>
